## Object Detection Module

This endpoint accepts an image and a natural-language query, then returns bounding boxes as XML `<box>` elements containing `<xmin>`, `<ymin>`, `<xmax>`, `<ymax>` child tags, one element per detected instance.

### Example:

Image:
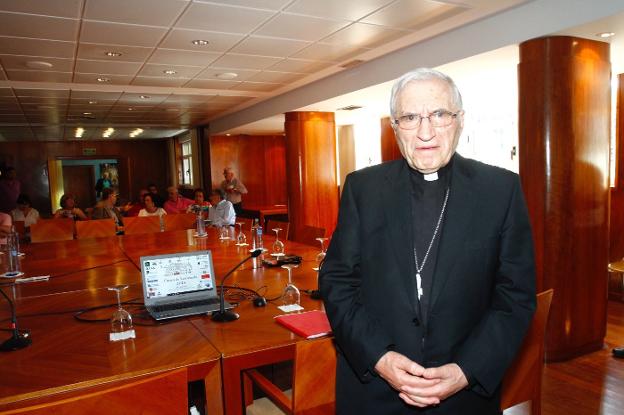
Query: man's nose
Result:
<box><xmin>416</xmin><ymin>117</ymin><xmax>435</xmax><ymax>142</ymax></box>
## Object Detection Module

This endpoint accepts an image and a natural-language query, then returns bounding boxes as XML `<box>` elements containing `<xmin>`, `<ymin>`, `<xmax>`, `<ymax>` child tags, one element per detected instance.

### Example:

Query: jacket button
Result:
<box><xmin>412</xmin><ymin>317</ymin><xmax>420</xmax><ymax>327</ymax></box>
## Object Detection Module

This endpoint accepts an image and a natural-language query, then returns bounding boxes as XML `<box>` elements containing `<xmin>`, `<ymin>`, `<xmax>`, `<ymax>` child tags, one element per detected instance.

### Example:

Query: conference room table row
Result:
<box><xmin>0</xmin><ymin>228</ymin><xmax>326</xmax><ymax>415</ymax></box>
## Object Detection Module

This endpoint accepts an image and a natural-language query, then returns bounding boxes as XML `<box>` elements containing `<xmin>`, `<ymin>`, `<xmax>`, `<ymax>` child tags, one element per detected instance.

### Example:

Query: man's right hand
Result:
<box><xmin>374</xmin><ymin>351</ymin><xmax>441</xmax><ymax>408</ymax></box>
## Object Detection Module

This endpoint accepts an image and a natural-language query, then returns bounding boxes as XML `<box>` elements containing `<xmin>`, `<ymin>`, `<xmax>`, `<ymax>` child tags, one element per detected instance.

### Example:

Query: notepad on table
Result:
<box><xmin>274</xmin><ymin>310</ymin><xmax>332</xmax><ymax>339</ymax></box>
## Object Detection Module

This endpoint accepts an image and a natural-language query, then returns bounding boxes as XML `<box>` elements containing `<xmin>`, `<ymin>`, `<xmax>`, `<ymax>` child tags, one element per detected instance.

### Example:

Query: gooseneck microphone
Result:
<box><xmin>212</xmin><ymin>249</ymin><xmax>263</xmax><ymax>322</ymax></box>
<box><xmin>0</xmin><ymin>287</ymin><xmax>31</xmax><ymax>351</ymax></box>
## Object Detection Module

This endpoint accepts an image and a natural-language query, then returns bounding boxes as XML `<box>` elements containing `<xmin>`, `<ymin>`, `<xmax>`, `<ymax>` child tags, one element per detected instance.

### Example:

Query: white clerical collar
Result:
<box><xmin>423</xmin><ymin>171</ymin><xmax>439</xmax><ymax>181</ymax></box>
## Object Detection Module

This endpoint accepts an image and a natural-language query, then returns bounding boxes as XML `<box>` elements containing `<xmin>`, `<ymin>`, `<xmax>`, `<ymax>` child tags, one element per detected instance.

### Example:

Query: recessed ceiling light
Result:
<box><xmin>75</xmin><ymin>127</ymin><xmax>84</xmax><ymax>138</ymax></box>
<box><xmin>597</xmin><ymin>32</ymin><xmax>615</xmax><ymax>38</ymax></box>
<box><xmin>102</xmin><ymin>127</ymin><xmax>114</xmax><ymax>138</ymax></box>
<box><xmin>216</xmin><ymin>72</ymin><xmax>238</xmax><ymax>80</ymax></box>
<box><xmin>139</xmin><ymin>95</ymin><xmax>151</xmax><ymax>99</ymax></box>
<box><xmin>82</xmin><ymin>112</ymin><xmax>93</xmax><ymax>115</ymax></box>
<box><xmin>88</xmin><ymin>100</ymin><xmax>97</xmax><ymax>104</ymax></box>
<box><xmin>96</xmin><ymin>77</ymin><xmax>110</xmax><ymax>82</ymax></box>
<box><xmin>192</xmin><ymin>39</ymin><xmax>209</xmax><ymax>46</ymax></box>
<box><xmin>105</xmin><ymin>51</ymin><xmax>122</xmax><ymax>57</ymax></box>
<box><xmin>163</xmin><ymin>70</ymin><xmax>177</xmax><ymax>75</ymax></box>
<box><xmin>128</xmin><ymin>107</ymin><xmax>134</xmax><ymax>111</ymax></box>
<box><xmin>25</xmin><ymin>60</ymin><xmax>53</xmax><ymax>69</ymax></box>
<box><xmin>129</xmin><ymin>128</ymin><xmax>144</xmax><ymax>138</ymax></box>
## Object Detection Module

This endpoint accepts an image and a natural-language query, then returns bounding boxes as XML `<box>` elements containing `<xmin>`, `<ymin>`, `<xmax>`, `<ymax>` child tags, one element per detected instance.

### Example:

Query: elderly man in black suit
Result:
<box><xmin>320</xmin><ymin>68</ymin><xmax>536</xmax><ymax>414</ymax></box>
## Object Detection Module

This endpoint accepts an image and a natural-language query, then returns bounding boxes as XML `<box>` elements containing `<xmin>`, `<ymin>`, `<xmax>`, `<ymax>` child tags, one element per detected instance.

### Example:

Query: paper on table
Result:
<box><xmin>277</xmin><ymin>304</ymin><xmax>304</xmax><ymax>313</ymax></box>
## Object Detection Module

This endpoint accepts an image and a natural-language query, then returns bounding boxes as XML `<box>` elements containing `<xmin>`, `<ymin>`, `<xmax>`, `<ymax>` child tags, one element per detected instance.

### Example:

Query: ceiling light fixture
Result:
<box><xmin>139</xmin><ymin>95</ymin><xmax>151</xmax><ymax>99</ymax></box>
<box><xmin>96</xmin><ymin>77</ymin><xmax>110</xmax><ymax>82</ymax></box>
<box><xmin>25</xmin><ymin>60</ymin><xmax>53</xmax><ymax>69</ymax></box>
<box><xmin>163</xmin><ymin>69</ymin><xmax>177</xmax><ymax>75</ymax></box>
<box><xmin>215</xmin><ymin>72</ymin><xmax>238</xmax><ymax>80</ymax></box>
<box><xmin>88</xmin><ymin>100</ymin><xmax>97</xmax><ymax>104</ymax></box>
<box><xmin>192</xmin><ymin>39</ymin><xmax>209</xmax><ymax>46</ymax></box>
<box><xmin>129</xmin><ymin>128</ymin><xmax>144</xmax><ymax>138</ymax></box>
<box><xmin>82</xmin><ymin>112</ymin><xmax>93</xmax><ymax>115</ymax></box>
<box><xmin>75</xmin><ymin>127</ymin><xmax>84</xmax><ymax>138</ymax></box>
<box><xmin>105</xmin><ymin>51</ymin><xmax>122</xmax><ymax>57</ymax></box>
<box><xmin>597</xmin><ymin>32</ymin><xmax>615</xmax><ymax>38</ymax></box>
<box><xmin>102</xmin><ymin>127</ymin><xmax>115</xmax><ymax>138</ymax></box>
<box><xmin>128</xmin><ymin>107</ymin><xmax>134</xmax><ymax>111</ymax></box>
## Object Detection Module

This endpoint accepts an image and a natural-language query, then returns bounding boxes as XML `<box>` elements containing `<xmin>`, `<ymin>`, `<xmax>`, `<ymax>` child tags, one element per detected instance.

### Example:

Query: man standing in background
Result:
<box><xmin>220</xmin><ymin>167</ymin><xmax>247</xmax><ymax>214</ymax></box>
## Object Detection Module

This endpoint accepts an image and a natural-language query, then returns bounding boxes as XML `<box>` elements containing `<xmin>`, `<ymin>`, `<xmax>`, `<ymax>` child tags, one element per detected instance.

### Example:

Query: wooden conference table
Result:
<box><xmin>0</xmin><ymin>227</ymin><xmax>324</xmax><ymax>414</ymax></box>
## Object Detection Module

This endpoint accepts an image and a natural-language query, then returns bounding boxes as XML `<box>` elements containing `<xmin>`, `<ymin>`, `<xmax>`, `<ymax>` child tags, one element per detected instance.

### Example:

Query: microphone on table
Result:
<box><xmin>0</xmin><ymin>287</ymin><xmax>31</xmax><ymax>351</ymax></box>
<box><xmin>212</xmin><ymin>249</ymin><xmax>263</xmax><ymax>323</ymax></box>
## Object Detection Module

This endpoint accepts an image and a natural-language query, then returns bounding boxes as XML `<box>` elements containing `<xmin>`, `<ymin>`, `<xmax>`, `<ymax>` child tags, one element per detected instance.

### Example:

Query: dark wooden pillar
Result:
<box><xmin>518</xmin><ymin>36</ymin><xmax>611</xmax><ymax>361</ymax></box>
<box><xmin>284</xmin><ymin>112</ymin><xmax>339</xmax><ymax>244</ymax></box>
<box><xmin>380</xmin><ymin>117</ymin><xmax>402</xmax><ymax>162</ymax></box>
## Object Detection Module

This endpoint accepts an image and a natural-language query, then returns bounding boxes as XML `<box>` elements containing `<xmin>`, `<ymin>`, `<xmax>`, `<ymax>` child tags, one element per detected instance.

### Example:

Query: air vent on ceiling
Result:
<box><xmin>339</xmin><ymin>59</ymin><xmax>365</xmax><ymax>69</ymax></box>
<box><xmin>336</xmin><ymin>105</ymin><xmax>363</xmax><ymax>111</ymax></box>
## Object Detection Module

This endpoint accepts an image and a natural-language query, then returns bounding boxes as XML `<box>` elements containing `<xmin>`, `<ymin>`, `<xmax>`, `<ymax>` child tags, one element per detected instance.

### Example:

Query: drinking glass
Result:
<box><xmin>271</xmin><ymin>228</ymin><xmax>285</xmax><ymax>257</ymax></box>
<box><xmin>219</xmin><ymin>225</ymin><xmax>230</xmax><ymax>240</ymax></box>
<box><xmin>235</xmin><ymin>222</ymin><xmax>247</xmax><ymax>246</ymax></box>
<box><xmin>281</xmin><ymin>264</ymin><xmax>300</xmax><ymax>306</ymax></box>
<box><xmin>313</xmin><ymin>237</ymin><xmax>329</xmax><ymax>271</ymax></box>
<box><xmin>108</xmin><ymin>285</ymin><xmax>134</xmax><ymax>337</ymax></box>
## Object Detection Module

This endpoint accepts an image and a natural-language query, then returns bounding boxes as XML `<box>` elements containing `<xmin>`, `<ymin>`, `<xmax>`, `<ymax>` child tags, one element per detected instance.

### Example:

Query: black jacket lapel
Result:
<box><xmin>429</xmin><ymin>155</ymin><xmax>477</xmax><ymax>312</ymax></box>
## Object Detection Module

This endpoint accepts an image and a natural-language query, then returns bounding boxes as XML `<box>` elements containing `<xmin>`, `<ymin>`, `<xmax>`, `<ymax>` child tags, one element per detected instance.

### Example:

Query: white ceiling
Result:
<box><xmin>0</xmin><ymin>0</ymin><xmax>532</xmax><ymax>141</ymax></box>
<box><xmin>0</xmin><ymin>0</ymin><xmax>623</xmax><ymax>141</ymax></box>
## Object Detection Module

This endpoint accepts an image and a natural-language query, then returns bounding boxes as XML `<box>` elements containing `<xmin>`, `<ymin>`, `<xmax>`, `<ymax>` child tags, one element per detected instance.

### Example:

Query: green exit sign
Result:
<box><xmin>83</xmin><ymin>148</ymin><xmax>96</xmax><ymax>156</ymax></box>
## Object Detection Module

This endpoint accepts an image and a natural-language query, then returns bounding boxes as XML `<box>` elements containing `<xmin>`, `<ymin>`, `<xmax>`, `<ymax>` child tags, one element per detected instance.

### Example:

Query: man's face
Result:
<box><xmin>168</xmin><ymin>188</ymin><xmax>178</xmax><ymax>201</ymax></box>
<box><xmin>394</xmin><ymin>79</ymin><xmax>463</xmax><ymax>174</ymax></box>
<box><xmin>148</xmin><ymin>186</ymin><xmax>157</xmax><ymax>194</ymax></box>
<box><xmin>209</xmin><ymin>193</ymin><xmax>220</xmax><ymax>205</ymax></box>
<box><xmin>224</xmin><ymin>170</ymin><xmax>234</xmax><ymax>181</ymax></box>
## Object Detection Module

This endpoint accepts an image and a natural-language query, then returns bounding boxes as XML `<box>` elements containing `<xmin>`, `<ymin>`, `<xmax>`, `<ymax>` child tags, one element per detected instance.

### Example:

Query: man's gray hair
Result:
<box><xmin>389</xmin><ymin>68</ymin><xmax>463</xmax><ymax>118</ymax></box>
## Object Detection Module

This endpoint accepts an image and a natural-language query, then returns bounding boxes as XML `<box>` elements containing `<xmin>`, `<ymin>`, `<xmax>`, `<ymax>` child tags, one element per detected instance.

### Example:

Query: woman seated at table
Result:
<box><xmin>208</xmin><ymin>188</ymin><xmax>236</xmax><ymax>227</ymax></box>
<box><xmin>11</xmin><ymin>194</ymin><xmax>39</xmax><ymax>229</ymax></box>
<box><xmin>53</xmin><ymin>194</ymin><xmax>88</xmax><ymax>220</ymax></box>
<box><xmin>92</xmin><ymin>188</ymin><xmax>124</xmax><ymax>232</ymax></box>
<box><xmin>138</xmin><ymin>193</ymin><xmax>167</xmax><ymax>217</ymax></box>
<box><xmin>186</xmin><ymin>188</ymin><xmax>211</xmax><ymax>215</ymax></box>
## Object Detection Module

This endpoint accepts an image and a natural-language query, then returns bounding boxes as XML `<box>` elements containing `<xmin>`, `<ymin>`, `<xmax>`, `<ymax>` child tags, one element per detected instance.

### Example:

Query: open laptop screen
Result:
<box><xmin>141</xmin><ymin>251</ymin><xmax>215</xmax><ymax>301</ymax></box>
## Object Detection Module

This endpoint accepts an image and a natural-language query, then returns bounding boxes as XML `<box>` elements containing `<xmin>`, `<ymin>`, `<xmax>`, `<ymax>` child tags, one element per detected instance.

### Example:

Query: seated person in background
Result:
<box><xmin>0</xmin><ymin>211</ymin><xmax>11</xmax><ymax>244</ymax></box>
<box><xmin>92</xmin><ymin>188</ymin><xmax>124</xmax><ymax>231</ymax></box>
<box><xmin>208</xmin><ymin>188</ymin><xmax>236</xmax><ymax>227</ymax></box>
<box><xmin>147</xmin><ymin>183</ymin><xmax>165</xmax><ymax>208</ymax></box>
<box><xmin>186</xmin><ymin>188</ymin><xmax>211</xmax><ymax>215</ymax></box>
<box><xmin>11</xmin><ymin>194</ymin><xmax>39</xmax><ymax>229</ymax></box>
<box><xmin>53</xmin><ymin>194</ymin><xmax>88</xmax><ymax>220</ymax></box>
<box><xmin>124</xmin><ymin>189</ymin><xmax>148</xmax><ymax>217</ymax></box>
<box><xmin>138</xmin><ymin>193</ymin><xmax>167</xmax><ymax>217</ymax></box>
<box><xmin>163</xmin><ymin>186</ymin><xmax>194</xmax><ymax>214</ymax></box>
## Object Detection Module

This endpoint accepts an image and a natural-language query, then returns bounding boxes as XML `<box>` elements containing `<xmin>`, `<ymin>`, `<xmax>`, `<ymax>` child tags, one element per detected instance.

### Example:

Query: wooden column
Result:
<box><xmin>284</xmin><ymin>112</ymin><xmax>339</xmax><ymax>243</ymax></box>
<box><xmin>518</xmin><ymin>36</ymin><xmax>611</xmax><ymax>361</ymax></box>
<box><xmin>380</xmin><ymin>117</ymin><xmax>402</xmax><ymax>162</ymax></box>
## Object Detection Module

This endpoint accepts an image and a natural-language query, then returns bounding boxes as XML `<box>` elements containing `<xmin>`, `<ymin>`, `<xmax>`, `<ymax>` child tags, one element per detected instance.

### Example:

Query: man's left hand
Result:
<box><xmin>401</xmin><ymin>363</ymin><xmax>468</xmax><ymax>402</ymax></box>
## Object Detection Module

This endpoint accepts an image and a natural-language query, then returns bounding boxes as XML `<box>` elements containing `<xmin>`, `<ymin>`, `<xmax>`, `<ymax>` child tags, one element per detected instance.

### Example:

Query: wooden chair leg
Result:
<box><xmin>243</xmin><ymin>371</ymin><xmax>255</xmax><ymax>408</ymax></box>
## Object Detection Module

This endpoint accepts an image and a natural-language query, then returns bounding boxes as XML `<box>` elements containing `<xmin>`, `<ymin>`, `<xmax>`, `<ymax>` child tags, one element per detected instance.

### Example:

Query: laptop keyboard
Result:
<box><xmin>151</xmin><ymin>297</ymin><xmax>220</xmax><ymax>313</ymax></box>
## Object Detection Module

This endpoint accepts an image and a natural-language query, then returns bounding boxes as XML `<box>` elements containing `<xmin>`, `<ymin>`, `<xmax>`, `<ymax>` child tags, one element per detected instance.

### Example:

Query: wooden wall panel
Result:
<box><xmin>0</xmin><ymin>140</ymin><xmax>170</xmax><ymax>216</ymax></box>
<box><xmin>285</xmin><ymin>112</ymin><xmax>339</xmax><ymax>243</ymax></box>
<box><xmin>518</xmin><ymin>36</ymin><xmax>610</xmax><ymax>361</ymax></box>
<box><xmin>209</xmin><ymin>134</ymin><xmax>287</xmax><ymax>207</ymax></box>
<box><xmin>380</xmin><ymin>117</ymin><xmax>402</xmax><ymax>162</ymax></box>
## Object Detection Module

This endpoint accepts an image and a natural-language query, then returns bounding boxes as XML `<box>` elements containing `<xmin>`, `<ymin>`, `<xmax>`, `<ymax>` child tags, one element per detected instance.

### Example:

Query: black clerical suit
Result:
<box><xmin>320</xmin><ymin>154</ymin><xmax>536</xmax><ymax>414</ymax></box>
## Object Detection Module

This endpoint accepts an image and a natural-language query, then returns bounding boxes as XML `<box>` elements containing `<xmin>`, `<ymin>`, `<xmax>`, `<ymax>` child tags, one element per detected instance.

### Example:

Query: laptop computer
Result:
<box><xmin>140</xmin><ymin>250</ymin><xmax>231</xmax><ymax>320</ymax></box>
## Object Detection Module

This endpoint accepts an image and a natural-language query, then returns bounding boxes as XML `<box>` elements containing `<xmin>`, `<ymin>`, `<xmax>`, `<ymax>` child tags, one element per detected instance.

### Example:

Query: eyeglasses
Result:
<box><xmin>393</xmin><ymin>110</ymin><xmax>460</xmax><ymax>130</ymax></box>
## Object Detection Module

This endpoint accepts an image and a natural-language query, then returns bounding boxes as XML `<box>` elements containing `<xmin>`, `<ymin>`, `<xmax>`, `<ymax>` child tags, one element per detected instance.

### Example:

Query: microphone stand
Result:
<box><xmin>0</xmin><ymin>287</ymin><xmax>31</xmax><ymax>351</ymax></box>
<box><xmin>212</xmin><ymin>249</ymin><xmax>263</xmax><ymax>323</ymax></box>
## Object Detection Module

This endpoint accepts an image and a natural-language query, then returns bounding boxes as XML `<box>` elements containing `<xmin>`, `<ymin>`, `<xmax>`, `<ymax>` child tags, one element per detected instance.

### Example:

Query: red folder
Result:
<box><xmin>274</xmin><ymin>310</ymin><xmax>332</xmax><ymax>339</ymax></box>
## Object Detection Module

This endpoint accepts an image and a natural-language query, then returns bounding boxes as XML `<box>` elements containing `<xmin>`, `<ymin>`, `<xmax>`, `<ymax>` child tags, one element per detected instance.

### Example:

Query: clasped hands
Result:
<box><xmin>374</xmin><ymin>351</ymin><xmax>468</xmax><ymax>408</ymax></box>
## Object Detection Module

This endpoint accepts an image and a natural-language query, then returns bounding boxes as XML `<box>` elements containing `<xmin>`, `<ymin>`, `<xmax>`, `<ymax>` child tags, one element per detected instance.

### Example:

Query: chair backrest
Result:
<box><xmin>75</xmin><ymin>218</ymin><xmax>116</xmax><ymax>239</ymax></box>
<box><xmin>244</xmin><ymin>337</ymin><xmax>336</xmax><ymax>415</ymax></box>
<box><xmin>0</xmin><ymin>368</ymin><xmax>188</xmax><ymax>415</ymax></box>
<box><xmin>500</xmin><ymin>289</ymin><xmax>554</xmax><ymax>413</ymax></box>
<box><xmin>297</xmin><ymin>225</ymin><xmax>325</xmax><ymax>247</ymax></box>
<box><xmin>266</xmin><ymin>219</ymin><xmax>290</xmax><ymax>240</ymax></box>
<box><xmin>30</xmin><ymin>218</ymin><xmax>74</xmax><ymax>243</ymax></box>
<box><xmin>13</xmin><ymin>220</ymin><xmax>26</xmax><ymax>236</ymax></box>
<box><xmin>164</xmin><ymin>213</ymin><xmax>196</xmax><ymax>231</ymax></box>
<box><xmin>123</xmin><ymin>216</ymin><xmax>161</xmax><ymax>235</ymax></box>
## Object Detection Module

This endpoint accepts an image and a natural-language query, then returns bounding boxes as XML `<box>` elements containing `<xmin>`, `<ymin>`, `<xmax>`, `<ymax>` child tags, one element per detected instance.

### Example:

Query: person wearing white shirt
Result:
<box><xmin>11</xmin><ymin>194</ymin><xmax>39</xmax><ymax>229</ymax></box>
<box><xmin>138</xmin><ymin>193</ymin><xmax>167</xmax><ymax>217</ymax></box>
<box><xmin>208</xmin><ymin>188</ymin><xmax>236</xmax><ymax>227</ymax></box>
